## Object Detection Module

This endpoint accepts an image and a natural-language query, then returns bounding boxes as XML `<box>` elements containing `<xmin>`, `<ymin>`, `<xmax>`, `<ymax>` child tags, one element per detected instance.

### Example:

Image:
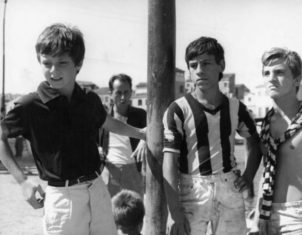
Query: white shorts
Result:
<box><xmin>179</xmin><ymin>171</ymin><xmax>247</xmax><ymax>235</ymax></box>
<box><xmin>43</xmin><ymin>176</ymin><xmax>117</xmax><ymax>235</ymax></box>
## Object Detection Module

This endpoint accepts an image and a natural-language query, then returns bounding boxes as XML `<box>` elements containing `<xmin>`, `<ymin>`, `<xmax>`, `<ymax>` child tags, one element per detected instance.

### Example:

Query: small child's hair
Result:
<box><xmin>112</xmin><ymin>189</ymin><xmax>145</xmax><ymax>233</ymax></box>
<box><xmin>35</xmin><ymin>23</ymin><xmax>85</xmax><ymax>67</ymax></box>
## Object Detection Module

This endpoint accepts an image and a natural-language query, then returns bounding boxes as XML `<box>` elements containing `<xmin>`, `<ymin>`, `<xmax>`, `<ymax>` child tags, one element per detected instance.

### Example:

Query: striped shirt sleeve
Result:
<box><xmin>162</xmin><ymin>101</ymin><xmax>184</xmax><ymax>154</ymax></box>
<box><xmin>237</xmin><ymin>101</ymin><xmax>257</xmax><ymax>137</ymax></box>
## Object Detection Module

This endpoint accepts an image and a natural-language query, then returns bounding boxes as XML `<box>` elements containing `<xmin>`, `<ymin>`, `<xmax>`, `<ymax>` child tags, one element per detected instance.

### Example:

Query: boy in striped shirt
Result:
<box><xmin>163</xmin><ymin>36</ymin><xmax>262</xmax><ymax>235</ymax></box>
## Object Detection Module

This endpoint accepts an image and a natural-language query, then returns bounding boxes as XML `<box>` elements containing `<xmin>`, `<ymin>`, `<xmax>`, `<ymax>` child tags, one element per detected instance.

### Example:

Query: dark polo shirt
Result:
<box><xmin>1</xmin><ymin>81</ymin><xmax>107</xmax><ymax>181</ymax></box>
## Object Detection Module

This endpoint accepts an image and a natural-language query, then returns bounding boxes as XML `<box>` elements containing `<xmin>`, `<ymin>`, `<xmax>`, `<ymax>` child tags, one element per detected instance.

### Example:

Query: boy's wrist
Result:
<box><xmin>242</xmin><ymin>171</ymin><xmax>253</xmax><ymax>185</ymax></box>
<box><xmin>140</xmin><ymin>128</ymin><xmax>146</xmax><ymax>140</ymax></box>
<box><xmin>16</xmin><ymin>172</ymin><xmax>28</xmax><ymax>185</ymax></box>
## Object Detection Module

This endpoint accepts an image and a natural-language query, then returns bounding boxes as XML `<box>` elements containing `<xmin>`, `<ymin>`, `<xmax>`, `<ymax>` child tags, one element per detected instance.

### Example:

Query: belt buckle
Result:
<box><xmin>77</xmin><ymin>175</ymin><xmax>87</xmax><ymax>184</ymax></box>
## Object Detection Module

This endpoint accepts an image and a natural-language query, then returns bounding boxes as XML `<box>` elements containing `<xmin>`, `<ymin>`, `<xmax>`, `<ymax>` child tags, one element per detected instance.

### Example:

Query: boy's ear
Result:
<box><xmin>36</xmin><ymin>54</ymin><xmax>41</xmax><ymax>63</ymax></box>
<box><xmin>76</xmin><ymin>60</ymin><xmax>83</xmax><ymax>73</ymax></box>
<box><xmin>219</xmin><ymin>59</ymin><xmax>225</xmax><ymax>72</ymax></box>
<box><xmin>294</xmin><ymin>75</ymin><xmax>301</xmax><ymax>89</ymax></box>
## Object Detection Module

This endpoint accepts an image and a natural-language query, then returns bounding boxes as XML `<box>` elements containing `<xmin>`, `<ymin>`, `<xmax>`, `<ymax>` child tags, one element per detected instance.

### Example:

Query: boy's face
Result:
<box><xmin>188</xmin><ymin>53</ymin><xmax>224</xmax><ymax>92</ymax></box>
<box><xmin>111</xmin><ymin>79</ymin><xmax>132</xmax><ymax>109</ymax></box>
<box><xmin>263</xmin><ymin>58</ymin><xmax>299</xmax><ymax>99</ymax></box>
<box><xmin>39</xmin><ymin>53</ymin><xmax>82</xmax><ymax>91</ymax></box>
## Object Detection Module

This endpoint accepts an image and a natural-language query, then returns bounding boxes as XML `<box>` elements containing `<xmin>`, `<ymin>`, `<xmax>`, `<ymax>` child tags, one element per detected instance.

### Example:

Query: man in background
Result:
<box><xmin>100</xmin><ymin>74</ymin><xmax>147</xmax><ymax>197</ymax></box>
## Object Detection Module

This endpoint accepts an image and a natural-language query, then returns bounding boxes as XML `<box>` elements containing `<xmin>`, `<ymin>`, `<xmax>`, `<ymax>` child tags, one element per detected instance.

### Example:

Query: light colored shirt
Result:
<box><xmin>107</xmin><ymin>113</ymin><xmax>134</xmax><ymax>165</ymax></box>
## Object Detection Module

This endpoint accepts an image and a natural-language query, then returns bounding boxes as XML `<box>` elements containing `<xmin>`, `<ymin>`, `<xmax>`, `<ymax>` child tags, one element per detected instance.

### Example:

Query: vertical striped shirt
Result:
<box><xmin>163</xmin><ymin>93</ymin><xmax>256</xmax><ymax>176</ymax></box>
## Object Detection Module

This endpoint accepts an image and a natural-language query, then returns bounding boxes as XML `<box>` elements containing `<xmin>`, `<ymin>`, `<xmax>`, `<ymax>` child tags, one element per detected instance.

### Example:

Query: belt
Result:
<box><xmin>48</xmin><ymin>169</ymin><xmax>101</xmax><ymax>187</ymax></box>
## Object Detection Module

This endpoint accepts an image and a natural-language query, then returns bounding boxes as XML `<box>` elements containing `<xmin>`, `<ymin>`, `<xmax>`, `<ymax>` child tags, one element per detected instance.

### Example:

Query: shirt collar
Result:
<box><xmin>190</xmin><ymin>92</ymin><xmax>228</xmax><ymax>114</ymax></box>
<box><xmin>37</xmin><ymin>81</ymin><xmax>85</xmax><ymax>104</ymax></box>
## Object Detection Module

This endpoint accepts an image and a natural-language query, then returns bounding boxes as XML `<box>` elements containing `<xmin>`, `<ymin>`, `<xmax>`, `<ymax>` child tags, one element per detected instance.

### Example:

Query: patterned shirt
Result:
<box><xmin>163</xmin><ymin>93</ymin><xmax>256</xmax><ymax>175</ymax></box>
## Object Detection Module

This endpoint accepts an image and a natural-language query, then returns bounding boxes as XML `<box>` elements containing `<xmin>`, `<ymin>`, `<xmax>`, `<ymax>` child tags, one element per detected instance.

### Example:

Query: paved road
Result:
<box><xmin>0</xmin><ymin>174</ymin><xmax>44</xmax><ymax>235</ymax></box>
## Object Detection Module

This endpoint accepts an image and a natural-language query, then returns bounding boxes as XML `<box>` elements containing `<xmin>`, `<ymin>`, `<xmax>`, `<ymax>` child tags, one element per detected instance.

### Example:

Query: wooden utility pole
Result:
<box><xmin>145</xmin><ymin>0</ymin><xmax>175</xmax><ymax>234</ymax></box>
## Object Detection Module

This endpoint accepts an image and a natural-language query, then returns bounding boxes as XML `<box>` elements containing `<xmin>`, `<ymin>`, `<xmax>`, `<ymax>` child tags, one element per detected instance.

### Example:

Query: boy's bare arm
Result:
<box><xmin>238</xmin><ymin>133</ymin><xmax>262</xmax><ymax>191</ymax></box>
<box><xmin>0</xmin><ymin>130</ymin><xmax>44</xmax><ymax>209</ymax></box>
<box><xmin>163</xmin><ymin>152</ymin><xmax>190</xmax><ymax>235</ymax></box>
<box><xmin>243</xmin><ymin>133</ymin><xmax>262</xmax><ymax>179</ymax></box>
<box><xmin>103</xmin><ymin>114</ymin><xmax>146</xmax><ymax>140</ymax></box>
<box><xmin>0</xmin><ymin>133</ymin><xmax>27</xmax><ymax>184</ymax></box>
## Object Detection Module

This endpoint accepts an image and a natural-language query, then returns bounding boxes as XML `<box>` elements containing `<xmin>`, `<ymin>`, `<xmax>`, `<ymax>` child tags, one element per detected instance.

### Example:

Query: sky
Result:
<box><xmin>1</xmin><ymin>0</ymin><xmax>302</xmax><ymax>94</ymax></box>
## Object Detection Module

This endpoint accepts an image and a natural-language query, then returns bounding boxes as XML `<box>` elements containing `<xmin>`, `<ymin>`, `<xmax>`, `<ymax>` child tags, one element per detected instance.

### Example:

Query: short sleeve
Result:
<box><xmin>1</xmin><ymin>101</ymin><xmax>28</xmax><ymax>139</ymax></box>
<box><xmin>237</xmin><ymin>101</ymin><xmax>257</xmax><ymax>138</ymax></box>
<box><xmin>162</xmin><ymin>102</ymin><xmax>184</xmax><ymax>154</ymax></box>
<box><xmin>94</xmin><ymin>94</ymin><xmax>107</xmax><ymax>128</ymax></box>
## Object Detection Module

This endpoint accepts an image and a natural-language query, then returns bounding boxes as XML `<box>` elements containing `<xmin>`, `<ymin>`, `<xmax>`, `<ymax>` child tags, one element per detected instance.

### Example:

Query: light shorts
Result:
<box><xmin>43</xmin><ymin>176</ymin><xmax>117</xmax><ymax>235</ymax></box>
<box><xmin>102</xmin><ymin>162</ymin><xmax>144</xmax><ymax>198</ymax></box>
<box><xmin>179</xmin><ymin>171</ymin><xmax>247</xmax><ymax>235</ymax></box>
<box><xmin>266</xmin><ymin>200</ymin><xmax>302</xmax><ymax>235</ymax></box>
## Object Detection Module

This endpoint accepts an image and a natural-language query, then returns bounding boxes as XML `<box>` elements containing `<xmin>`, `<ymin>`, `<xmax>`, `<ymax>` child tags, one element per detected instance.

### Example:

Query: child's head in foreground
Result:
<box><xmin>112</xmin><ymin>190</ymin><xmax>145</xmax><ymax>235</ymax></box>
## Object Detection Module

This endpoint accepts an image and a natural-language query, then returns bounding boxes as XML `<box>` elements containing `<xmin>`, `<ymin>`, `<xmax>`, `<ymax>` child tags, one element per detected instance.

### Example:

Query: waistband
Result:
<box><xmin>180</xmin><ymin>169</ymin><xmax>240</xmax><ymax>183</ymax></box>
<box><xmin>47</xmin><ymin>168</ymin><xmax>101</xmax><ymax>187</ymax></box>
<box><xmin>106</xmin><ymin>161</ymin><xmax>137</xmax><ymax>167</ymax></box>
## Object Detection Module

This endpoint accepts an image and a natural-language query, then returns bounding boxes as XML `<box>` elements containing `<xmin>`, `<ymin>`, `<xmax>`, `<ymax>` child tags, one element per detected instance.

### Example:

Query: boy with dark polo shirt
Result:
<box><xmin>0</xmin><ymin>23</ymin><xmax>145</xmax><ymax>235</ymax></box>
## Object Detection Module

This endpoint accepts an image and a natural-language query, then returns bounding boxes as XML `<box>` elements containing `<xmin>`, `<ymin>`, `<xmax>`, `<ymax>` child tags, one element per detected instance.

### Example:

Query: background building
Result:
<box><xmin>95</xmin><ymin>68</ymin><xmax>186</xmax><ymax>110</ymax></box>
<box><xmin>58</xmin><ymin>72</ymin><xmax>302</xmax><ymax>120</ymax></box>
<box><xmin>243</xmin><ymin>84</ymin><xmax>271</xmax><ymax>119</ymax></box>
<box><xmin>235</xmin><ymin>84</ymin><xmax>250</xmax><ymax>101</ymax></box>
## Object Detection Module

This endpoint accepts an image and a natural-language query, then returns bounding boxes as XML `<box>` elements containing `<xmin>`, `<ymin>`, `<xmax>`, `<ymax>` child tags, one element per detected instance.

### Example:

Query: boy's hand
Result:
<box><xmin>234</xmin><ymin>171</ymin><xmax>252</xmax><ymax>193</ymax></box>
<box><xmin>234</xmin><ymin>176</ymin><xmax>248</xmax><ymax>192</ymax></box>
<box><xmin>20</xmin><ymin>179</ymin><xmax>45</xmax><ymax>209</ymax></box>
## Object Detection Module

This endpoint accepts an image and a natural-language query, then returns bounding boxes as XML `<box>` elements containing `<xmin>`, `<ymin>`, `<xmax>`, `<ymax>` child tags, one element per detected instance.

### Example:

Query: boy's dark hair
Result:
<box><xmin>109</xmin><ymin>73</ymin><xmax>133</xmax><ymax>92</ymax></box>
<box><xmin>112</xmin><ymin>190</ymin><xmax>145</xmax><ymax>233</ymax></box>
<box><xmin>35</xmin><ymin>23</ymin><xmax>85</xmax><ymax>67</ymax></box>
<box><xmin>185</xmin><ymin>36</ymin><xmax>225</xmax><ymax>80</ymax></box>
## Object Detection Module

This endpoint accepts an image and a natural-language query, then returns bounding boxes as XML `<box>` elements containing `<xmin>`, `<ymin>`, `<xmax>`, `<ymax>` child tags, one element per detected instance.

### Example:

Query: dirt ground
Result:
<box><xmin>0</xmin><ymin>143</ymin><xmax>261</xmax><ymax>235</ymax></box>
<box><xmin>0</xmin><ymin>173</ymin><xmax>44</xmax><ymax>235</ymax></box>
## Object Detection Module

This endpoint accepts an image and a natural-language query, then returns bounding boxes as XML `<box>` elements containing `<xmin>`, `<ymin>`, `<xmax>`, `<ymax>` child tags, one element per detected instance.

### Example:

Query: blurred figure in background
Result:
<box><xmin>100</xmin><ymin>73</ymin><xmax>147</xmax><ymax>198</ymax></box>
